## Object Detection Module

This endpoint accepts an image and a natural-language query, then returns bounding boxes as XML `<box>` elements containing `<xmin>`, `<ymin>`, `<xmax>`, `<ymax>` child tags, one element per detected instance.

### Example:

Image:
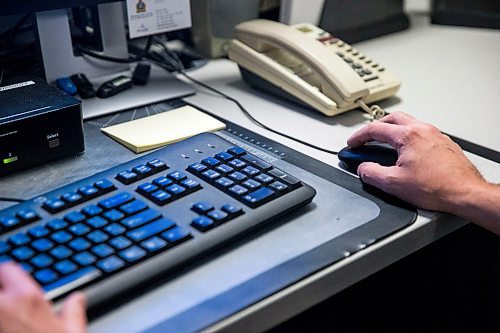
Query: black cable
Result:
<box><xmin>79</xmin><ymin>39</ymin><xmax>339</xmax><ymax>155</ymax></box>
<box><xmin>0</xmin><ymin>197</ymin><xmax>24</xmax><ymax>203</ymax></box>
<box><xmin>178</xmin><ymin>71</ymin><xmax>339</xmax><ymax>155</ymax></box>
<box><xmin>75</xmin><ymin>36</ymin><xmax>154</xmax><ymax>64</ymax></box>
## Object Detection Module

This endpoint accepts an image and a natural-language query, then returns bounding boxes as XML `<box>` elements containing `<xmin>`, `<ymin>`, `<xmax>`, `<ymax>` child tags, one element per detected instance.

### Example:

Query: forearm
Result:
<box><xmin>446</xmin><ymin>181</ymin><xmax>500</xmax><ymax>235</ymax></box>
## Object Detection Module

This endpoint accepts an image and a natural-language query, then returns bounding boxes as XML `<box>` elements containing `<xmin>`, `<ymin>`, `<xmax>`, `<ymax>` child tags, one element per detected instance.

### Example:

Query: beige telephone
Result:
<box><xmin>228</xmin><ymin>19</ymin><xmax>400</xmax><ymax>117</ymax></box>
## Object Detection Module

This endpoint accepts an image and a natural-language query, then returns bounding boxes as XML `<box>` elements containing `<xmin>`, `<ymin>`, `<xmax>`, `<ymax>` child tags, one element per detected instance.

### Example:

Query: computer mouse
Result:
<box><xmin>338</xmin><ymin>143</ymin><xmax>398</xmax><ymax>174</ymax></box>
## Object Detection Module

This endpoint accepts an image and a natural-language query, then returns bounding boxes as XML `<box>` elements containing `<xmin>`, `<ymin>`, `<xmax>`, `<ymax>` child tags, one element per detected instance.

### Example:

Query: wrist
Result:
<box><xmin>445</xmin><ymin>180</ymin><xmax>500</xmax><ymax>234</ymax></box>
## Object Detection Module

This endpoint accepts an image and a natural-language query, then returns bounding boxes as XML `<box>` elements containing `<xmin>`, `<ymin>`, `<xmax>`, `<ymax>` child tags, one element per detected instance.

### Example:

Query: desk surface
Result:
<box><xmin>88</xmin><ymin>12</ymin><xmax>500</xmax><ymax>333</ymax></box>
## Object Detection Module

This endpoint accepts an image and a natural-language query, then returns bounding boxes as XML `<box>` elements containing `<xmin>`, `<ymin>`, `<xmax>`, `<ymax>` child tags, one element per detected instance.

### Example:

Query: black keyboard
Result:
<box><xmin>0</xmin><ymin>133</ymin><xmax>316</xmax><ymax>306</ymax></box>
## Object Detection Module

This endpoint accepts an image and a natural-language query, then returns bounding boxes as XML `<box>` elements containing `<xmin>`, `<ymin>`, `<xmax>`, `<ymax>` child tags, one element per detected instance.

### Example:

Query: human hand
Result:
<box><xmin>0</xmin><ymin>262</ymin><xmax>87</xmax><ymax>333</ymax></box>
<box><xmin>346</xmin><ymin>111</ymin><xmax>485</xmax><ymax>213</ymax></box>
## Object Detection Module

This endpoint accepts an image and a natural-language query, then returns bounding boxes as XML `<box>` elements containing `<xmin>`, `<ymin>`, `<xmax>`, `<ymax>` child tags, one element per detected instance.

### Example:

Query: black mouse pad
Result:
<box><xmin>141</xmin><ymin>104</ymin><xmax>417</xmax><ymax>333</ymax></box>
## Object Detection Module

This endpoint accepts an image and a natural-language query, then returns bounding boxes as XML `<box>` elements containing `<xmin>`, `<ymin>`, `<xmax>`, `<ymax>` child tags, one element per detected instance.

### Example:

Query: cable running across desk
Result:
<box><xmin>77</xmin><ymin>40</ymin><xmax>342</xmax><ymax>155</ymax></box>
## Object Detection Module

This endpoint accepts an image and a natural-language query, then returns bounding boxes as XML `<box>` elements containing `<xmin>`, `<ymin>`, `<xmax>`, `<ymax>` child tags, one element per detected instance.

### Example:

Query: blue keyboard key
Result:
<box><xmin>137</xmin><ymin>183</ymin><xmax>159</xmax><ymax>195</ymax></box>
<box><xmin>34</xmin><ymin>268</ymin><xmax>58</xmax><ymax>284</ymax></box>
<box><xmin>186</xmin><ymin>162</ymin><xmax>207</xmax><ymax>174</ymax></box>
<box><xmin>54</xmin><ymin>260</ymin><xmax>78</xmax><ymax>275</ymax></box>
<box><xmin>167</xmin><ymin>170</ymin><xmax>187</xmax><ymax>181</ymax></box>
<box><xmin>43</xmin><ymin>198</ymin><xmax>67</xmax><ymax>213</ymax></box>
<box><xmin>181</xmin><ymin>179</ymin><xmax>201</xmax><ymax>191</ymax></box>
<box><xmin>87</xmin><ymin>230</ymin><xmax>109</xmax><ymax>243</ymax></box>
<box><xmin>215</xmin><ymin>151</ymin><xmax>233</xmax><ymax>161</ymax></box>
<box><xmin>228</xmin><ymin>185</ymin><xmax>248</xmax><ymax>196</ymax></box>
<box><xmin>28</xmin><ymin>225</ymin><xmax>50</xmax><ymax>238</ymax></box>
<box><xmin>81</xmin><ymin>204</ymin><xmax>103</xmax><ymax>217</ymax></box>
<box><xmin>241</xmin><ymin>166</ymin><xmax>260</xmax><ymax>177</ymax></box>
<box><xmin>116</xmin><ymin>171</ymin><xmax>138</xmax><ymax>185</ymax></box>
<box><xmin>20</xmin><ymin>262</ymin><xmax>34</xmax><ymax>273</ymax></box>
<box><xmin>201</xmin><ymin>169</ymin><xmax>221</xmax><ymax>181</ymax></box>
<box><xmin>92</xmin><ymin>244</ymin><xmax>114</xmax><ymax>258</ymax></box>
<box><xmin>61</xmin><ymin>192</ymin><xmax>83</xmax><ymax>205</ymax></box>
<box><xmin>99</xmin><ymin>192</ymin><xmax>134</xmax><ymax>210</ymax></box>
<box><xmin>255</xmin><ymin>173</ymin><xmax>274</xmax><ymax>184</ymax></box>
<box><xmin>121</xmin><ymin>209</ymin><xmax>161</xmax><ymax>228</ymax></box>
<box><xmin>228</xmin><ymin>172</ymin><xmax>247</xmax><ymax>182</ymax></box>
<box><xmin>50</xmin><ymin>245</ymin><xmax>73</xmax><ymax>259</ymax></box>
<box><xmin>141</xmin><ymin>237</ymin><xmax>167</xmax><ymax>252</ymax></box>
<box><xmin>0</xmin><ymin>255</ymin><xmax>12</xmax><ymax>263</ymax></box>
<box><xmin>191</xmin><ymin>216</ymin><xmax>215</xmax><ymax>231</ymax></box>
<box><xmin>127</xmin><ymin>218</ymin><xmax>176</xmax><ymax>241</ymax></box>
<box><xmin>9</xmin><ymin>233</ymin><xmax>30</xmax><ymax>246</ymax></box>
<box><xmin>228</xmin><ymin>159</ymin><xmax>246</xmax><ymax>169</ymax></box>
<box><xmin>69</xmin><ymin>238</ymin><xmax>91</xmax><ymax>251</ymax></box>
<box><xmin>31</xmin><ymin>253</ymin><xmax>54</xmax><ymax>268</ymax></box>
<box><xmin>16</xmin><ymin>209</ymin><xmax>39</xmax><ymax>222</ymax></box>
<box><xmin>221</xmin><ymin>203</ymin><xmax>244</xmax><ymax>216</ymax></box>
<box><xmin>47</xmin><ymin>218</ymin><xmax>68</xmax><ymax>230</ymax></box>
<box><xmin>109</xmin><ymin>236</ymin><xmax>132</xmax><ymax>250</ymax></box>
<box><xmin>227</xmin><ymin>146</ymin><xmax>246</xmax><ymax>156</ymax></box>
<box><xmin>78</xmin><ymin>185</ymin><xmax>99</xmax><ymax>198</ymax></box>
<box><xmin>73</xmin><ymin>252</ymin><xmax>96</xmax><ymax>266</ymax></box>
<box><xmin>31</xmin><ymin>238</ymin><xmax>55</xmax><ymax>252</ymax></box>
<box><xmin>69</xmin><ymin>223</ymin><xmax>90</xmax><ymax>236</ymax></box>
<box><xmin>152</xmin><ymin>176</ymin><xmax>173</xmax><ymax>188</ymax></box>
<box><xmin>161</xmin><ymin>226</ymin><xmax>192</xmax><ymax>244</ymax></box>
<box><xmin>104</xmin><ymin>223</ymin><xmax>126</xmax><ymax>236</ymax></box>
<box><xmin>132</xmin><ymin>165</ymin><xmax>152</xmax><ymax>178</ymax></box>
<box><xmin>51</xmin><ymin>231</ymin><xmax>73</xmax><ymax>243</ymax></box>
<box><xmin>94</xmin><ymin>179</ymin><xmax>115</xmax><ymax>192</ymax></box>
<box><xmin>12</xmin><ymin>246</ymin><xmax>35</xmax><ymax>261</ymax></box>
<box><xmin>97</xmin><ymin>255</ymin><xmax>125</xmax><ymax>273</ymax></box>
<box><xmin>120</xmin><ymin>200</ymin><xmax>148</xmax><ymax>215</ymax></box>
<box><xmin>87</xmin><ymin>216</ymin><xmax>108</xmax><ymax>229</ymax></box>
<box><xmin>0</xmin><ymin>216</ymin><xmax>20</xmax><ymax>228</ymax></box>
<box><xmin>269</xmin><ymin>181</ymin><xmax>289</xmax><ymax>193</ymax></box>
<box><xmin>201</xmin><ymin>157</ymin><xmax>220</xmax><ymax>167</ymax></box>
<box><xmin>119</xmin><ymin>245</ymin><xmax>146</xmax><ymax>262</ymax></box>
<box><xmin>43</xmin><ymin>266</ymin><xmax>101</xmax><ymax>293</ymax></box>
<box><xmin>191</xmin><ymin>201</ymin><xmax>214</xmax><ymax>214</ymax></box>
<box><xmin>242</xmin><ymin>187</ymin><xmax>275</xmax><ymax>207</ymax></box>
<box><xmin>147</xmin><ymin>159</ymin><xmax>168</xmax><ymax>172</ymax></box>
<box><xmin>216</xmin><ymin>164</ymin><xmax>234</xmax><ymax>175</ymax></box>
<box><xmin>64</xmin><ymin>211</ymin><xmax>86</xmax><ymax>224</ymax></box>
<box><xmin>103</xmin><ymin>209</ymin><xmax>125</xmax><ymax>222</ymax></box>
<box><xmin>0</xmin><ymin>241</ymin><xmax>10</xmax><ymax>254</ymax></box>
<box><xmin>242</xmin><ymin>179</ymin><xmax>261</xmax><ymax>190</ymax></box>
<box><xmin>166</xmin><ymin>184</ymin><xmax>186</xmax><ymax>196</ymax></box>
<box><xmin>215</xmin><ymin>177</ymin><xmax>235</xmax><ymax>189</ymax></box>
<box><xmin>150</xmin><ymin>190</ymin><xmax>172</xmax><ymax>205</ymax></box>
<box><xmin>207</xmin><ymin>210</ymin><xmax>229</xmax><ymax>223</ymax></box>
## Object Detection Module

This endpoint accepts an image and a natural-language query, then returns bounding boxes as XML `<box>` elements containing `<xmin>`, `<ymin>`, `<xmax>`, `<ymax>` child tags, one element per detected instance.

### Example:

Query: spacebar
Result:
<box><xmin>44</xmin><ymin>266</ymin><xmax>102</xmax><ymax>300</ymax></box>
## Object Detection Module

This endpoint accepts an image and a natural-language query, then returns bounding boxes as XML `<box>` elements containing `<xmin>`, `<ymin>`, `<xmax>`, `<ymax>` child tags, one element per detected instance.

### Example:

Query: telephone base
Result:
<box><xmin>239</xmin><ymin>66</ymin><xmax>313</xmax><ymax>111</ymax></box>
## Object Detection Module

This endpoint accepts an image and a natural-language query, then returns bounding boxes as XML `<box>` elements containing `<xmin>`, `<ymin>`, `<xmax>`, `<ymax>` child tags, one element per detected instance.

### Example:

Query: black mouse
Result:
<box><xmin>338</xmin><ymin>143</ymin><xmax>398</xmax><ymax>173</ymax></box>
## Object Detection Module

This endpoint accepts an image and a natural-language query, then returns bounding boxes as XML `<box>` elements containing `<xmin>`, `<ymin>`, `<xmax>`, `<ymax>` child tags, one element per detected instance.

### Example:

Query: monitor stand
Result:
<box><xmin>35</xmin><ymin>2</ymin><xmax>195</xmax><ymax>119</ymax></box>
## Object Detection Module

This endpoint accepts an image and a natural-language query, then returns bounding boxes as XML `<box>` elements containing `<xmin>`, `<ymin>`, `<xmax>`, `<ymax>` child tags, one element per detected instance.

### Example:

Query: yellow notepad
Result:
<box><xmin>101</xmin><ymin>105</ymin><xmax>226</xmax><ymax>153</ymax></box>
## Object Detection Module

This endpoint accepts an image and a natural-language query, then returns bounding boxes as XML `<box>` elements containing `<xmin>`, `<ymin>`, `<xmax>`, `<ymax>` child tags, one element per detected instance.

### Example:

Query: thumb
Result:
<box><xmin>357</xmin><ymin>162</ymin><xmax>397</xmax><ymax>193</ymax></box>
<box><xmin>58</xmin><ymin>292</ymin><xmax>87</xmax><ymax>333</ymax></box>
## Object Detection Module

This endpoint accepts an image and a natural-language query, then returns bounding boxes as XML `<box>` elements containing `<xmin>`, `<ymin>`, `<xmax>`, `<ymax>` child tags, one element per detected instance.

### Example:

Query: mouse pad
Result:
<box><xmin>124</xmin><ymin>104</ymin><xmax>416</xmax><ymax>332</ymax></box>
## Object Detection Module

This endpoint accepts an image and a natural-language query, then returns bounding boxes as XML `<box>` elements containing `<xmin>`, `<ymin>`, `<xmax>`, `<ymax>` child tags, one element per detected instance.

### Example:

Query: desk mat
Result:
<box><xmin>141</xmin><ymin>105</ymin><xmax>417</xmax><ymax>332</ymax></box>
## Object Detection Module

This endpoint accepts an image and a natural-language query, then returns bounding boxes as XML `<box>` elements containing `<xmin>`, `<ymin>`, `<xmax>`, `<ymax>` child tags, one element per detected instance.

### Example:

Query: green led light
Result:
<box><xmin>3</xmin><ymin>156</ymin><xmax>18</xmax><ymax>164</ymax></box>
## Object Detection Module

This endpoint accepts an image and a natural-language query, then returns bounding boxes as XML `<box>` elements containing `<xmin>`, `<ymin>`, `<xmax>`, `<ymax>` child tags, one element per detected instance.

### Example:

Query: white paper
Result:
<box><xmin>126</xmin><ymin>0</ymin><xmax>191</xmax><ymax>39</ymax></box>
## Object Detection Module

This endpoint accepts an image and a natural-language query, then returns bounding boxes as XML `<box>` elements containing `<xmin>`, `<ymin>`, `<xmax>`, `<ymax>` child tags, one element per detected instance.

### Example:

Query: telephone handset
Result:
<box><xmin>228</xmin><ymin>19</ymin><xmax>401</xmax><ymax>117</ymax></box>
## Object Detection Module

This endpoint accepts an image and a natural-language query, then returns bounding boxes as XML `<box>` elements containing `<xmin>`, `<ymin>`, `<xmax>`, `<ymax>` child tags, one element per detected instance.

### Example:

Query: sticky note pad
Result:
<box><xmin>101</xmin><ymin>105</ymin><xmax>226</xmax><ymax>153</ymax></box>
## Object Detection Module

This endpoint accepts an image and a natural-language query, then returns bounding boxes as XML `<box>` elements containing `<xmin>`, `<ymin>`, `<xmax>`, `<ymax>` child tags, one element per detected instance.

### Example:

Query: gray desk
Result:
<box><xmin>86</xmin><ymin>12</ymin><xmax>500</xmax><ymax>332</ymax></box>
